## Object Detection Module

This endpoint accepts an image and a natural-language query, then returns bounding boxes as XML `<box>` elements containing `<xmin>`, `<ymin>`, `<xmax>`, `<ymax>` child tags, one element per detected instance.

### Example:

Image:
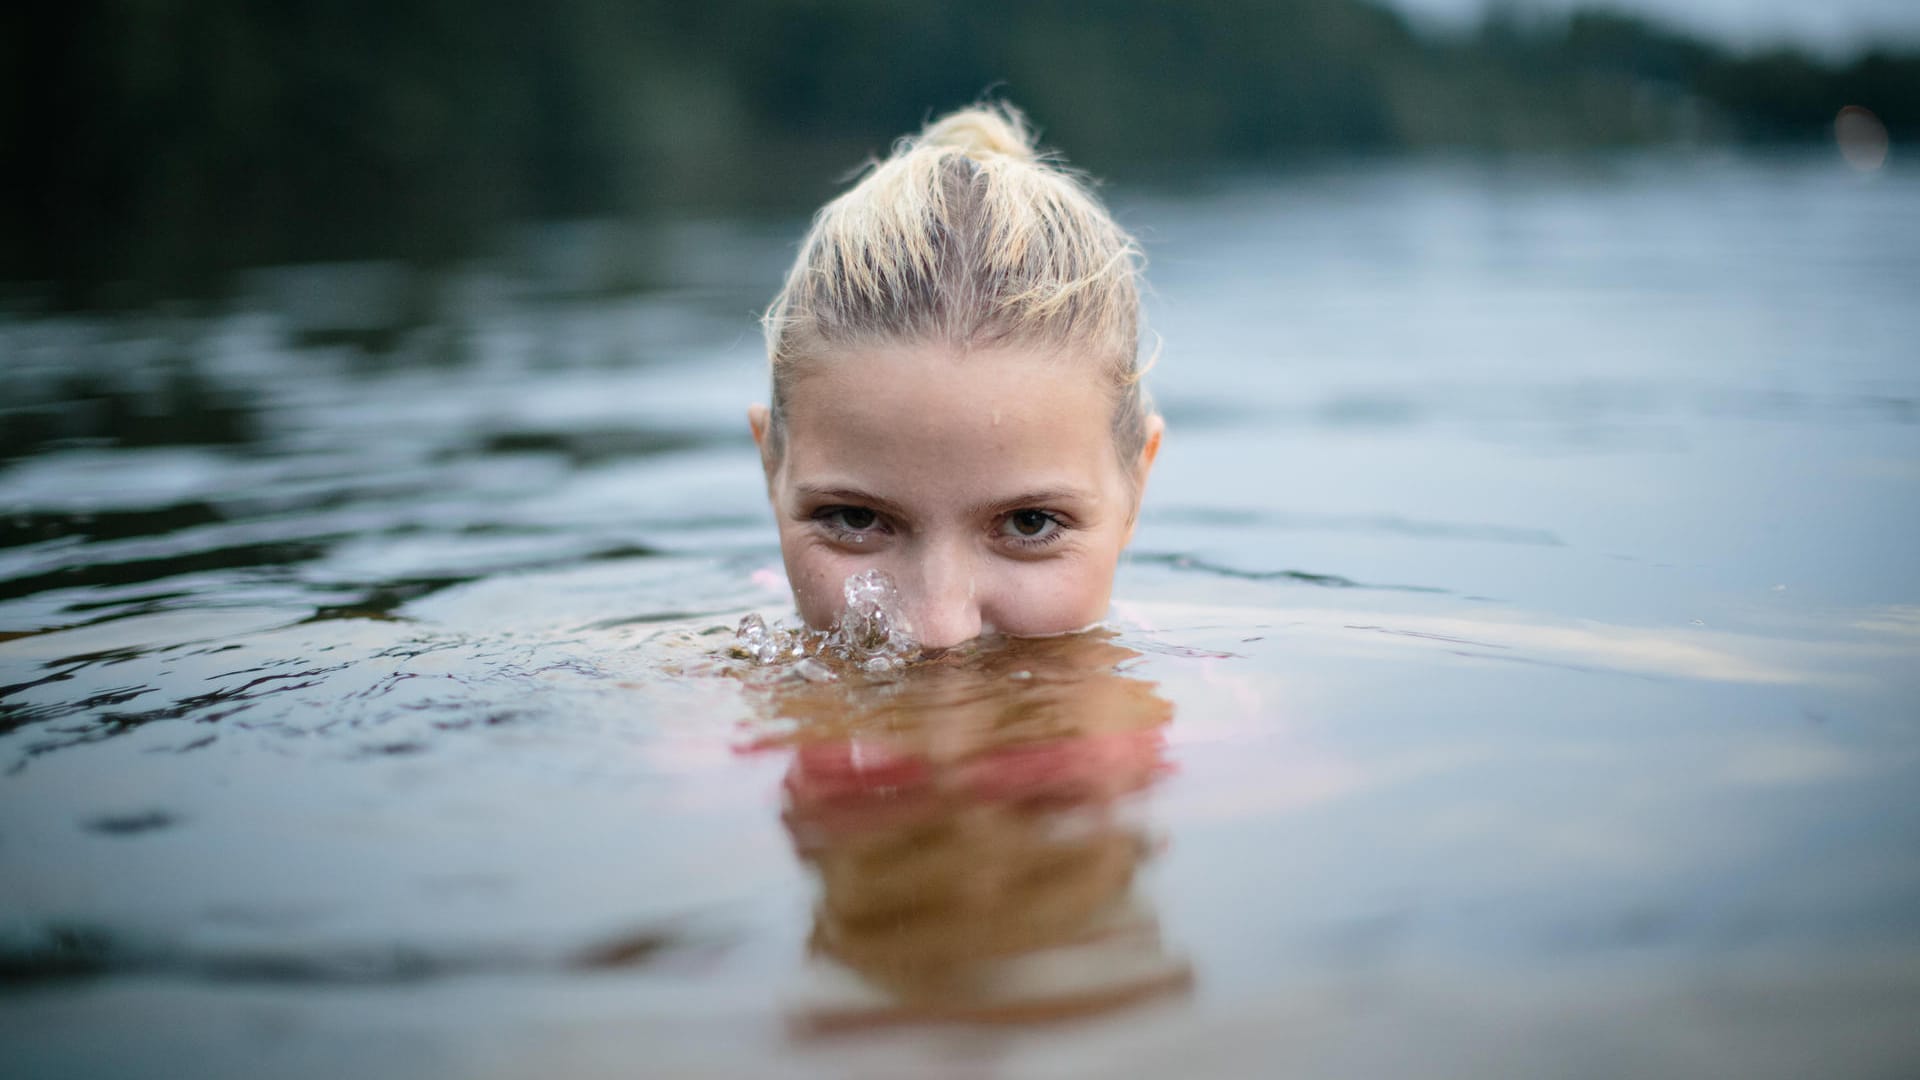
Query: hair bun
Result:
<box><xmin>916</xmin><ymin>103</ymin><xmax>1040</xmax><ymax>163</ymax></box>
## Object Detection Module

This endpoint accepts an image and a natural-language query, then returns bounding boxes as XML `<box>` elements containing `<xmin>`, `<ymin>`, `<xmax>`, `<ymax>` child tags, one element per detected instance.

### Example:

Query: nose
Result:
<box><xmin>901</xmin><ymin>541</ymin><xmax>981</xmax><ymax>650</ymax></box>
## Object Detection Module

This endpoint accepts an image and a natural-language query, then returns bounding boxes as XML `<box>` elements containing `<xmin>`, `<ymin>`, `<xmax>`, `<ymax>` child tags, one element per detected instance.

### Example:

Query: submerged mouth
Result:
<box><xmin>734</xmin><ymin>571</ymin><xmax>1121</xmax><ymax>675</ymax></box>
<box><xmin>730</xmin><ymin>569</ymin><xmax>921</xmax><ymax>675</ymax></box>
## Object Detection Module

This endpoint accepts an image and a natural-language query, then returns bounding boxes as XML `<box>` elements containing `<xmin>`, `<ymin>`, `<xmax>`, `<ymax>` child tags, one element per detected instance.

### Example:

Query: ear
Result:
<box><xmin>747</xmin><ymin>404</ymin><xmax>778</xmax><ymax>490</ymax></box>
<box><xmin>1134</xmin><ymin>414</ymin><xmax>1165</xmax><ymax>489</ymax></box>
<box><xmin>1123</xmin><ymin>414</ymin><xmax>1165</xmax><ymax>546</ymax></box>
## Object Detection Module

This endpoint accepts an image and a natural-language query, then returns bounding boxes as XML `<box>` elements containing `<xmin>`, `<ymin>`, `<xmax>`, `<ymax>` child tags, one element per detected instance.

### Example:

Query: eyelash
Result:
<box><xmin>813</xmin><ymin>506</ymin><xmax>888</xmax><ymax>544</ymax></box>
<box><xmin>998</xmin><ymin>509</ymin><xmax>1066</xmax><ymax>549</ymax></box>
<box><xmin>809</xmin><ymin>506</ymin><xmax>1070</xmax><ymax>550</ymax></box>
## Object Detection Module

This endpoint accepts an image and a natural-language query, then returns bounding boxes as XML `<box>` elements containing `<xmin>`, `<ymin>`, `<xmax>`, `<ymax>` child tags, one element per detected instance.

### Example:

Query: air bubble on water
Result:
<box><xmin>731</xmin><ymin>612</ymin><xmax>774</xmax><ymax>664</ymax></box>
<box><xmin>791</xmin><ymin>657</ymin><xmax>837</xmax><ymax>683</ymax></box>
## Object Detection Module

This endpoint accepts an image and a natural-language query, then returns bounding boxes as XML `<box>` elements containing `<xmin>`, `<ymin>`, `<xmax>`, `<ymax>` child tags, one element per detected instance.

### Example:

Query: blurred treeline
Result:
<box><xmin>5</xmin><ymin>0</ymin><xmax>1915</xmax><ymax>305</ymax></box>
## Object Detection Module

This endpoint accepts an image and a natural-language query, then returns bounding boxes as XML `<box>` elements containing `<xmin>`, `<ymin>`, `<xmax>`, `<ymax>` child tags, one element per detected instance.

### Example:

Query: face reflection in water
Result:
<box><xmin>739</xmin><ymin>630</ymin><xmax>1191</xmax><ymax>1030</ymax></box>
<box><xmin>751</xmin><ymin>343</ymin><xmax>1163</xmax><ymax>650</ymax></box>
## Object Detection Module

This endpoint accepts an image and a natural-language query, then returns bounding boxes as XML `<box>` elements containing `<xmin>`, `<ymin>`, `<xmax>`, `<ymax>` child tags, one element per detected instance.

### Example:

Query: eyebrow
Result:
<box><xmin>793</xmin><ymin>485</ymin><xmax>910</xmax><ymax>517</ymax></box>
<box><xmin>977</xmin><ymin>488</ymin><xmax>1099</xmax><ymax>515</ymax></box>
<box><xmin>793</xmin><ymin>483</ymin><xmax>1098</xmax><ymax>518</ymax></box>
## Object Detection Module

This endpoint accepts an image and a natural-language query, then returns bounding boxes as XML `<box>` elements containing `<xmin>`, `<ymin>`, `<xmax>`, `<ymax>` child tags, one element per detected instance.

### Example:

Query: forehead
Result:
<box><xmin>779</xmin><ymin>344</ymin><xmax>1121</xmax><ymax>495</ymax></box>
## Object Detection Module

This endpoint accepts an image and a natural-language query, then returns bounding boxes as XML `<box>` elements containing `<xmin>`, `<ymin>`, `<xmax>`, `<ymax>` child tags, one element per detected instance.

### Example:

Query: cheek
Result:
<box><xmin>983</xmin><ymin>549</ymin><xmax>1122</xmax><ymax>635</ymax></box>
<box><xmin>775</xmin><ymin>526</ymin><xmax>863</xmax><ymax>629</ymax></box>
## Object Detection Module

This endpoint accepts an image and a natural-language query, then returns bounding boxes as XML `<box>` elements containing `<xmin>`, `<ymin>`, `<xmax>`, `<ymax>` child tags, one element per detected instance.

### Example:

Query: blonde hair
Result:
<box><xmin>762</xmin><ymin>102</ymin><xmax>1152</xmax><ymax>466</ymax></box>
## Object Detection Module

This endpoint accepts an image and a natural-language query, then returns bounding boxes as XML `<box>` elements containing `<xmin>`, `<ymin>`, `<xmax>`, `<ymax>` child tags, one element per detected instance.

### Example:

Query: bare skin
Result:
<box><xmin>750</xmin><ymin>343</ymin><xmax>1163</xmax><ymax>650</ymax></box>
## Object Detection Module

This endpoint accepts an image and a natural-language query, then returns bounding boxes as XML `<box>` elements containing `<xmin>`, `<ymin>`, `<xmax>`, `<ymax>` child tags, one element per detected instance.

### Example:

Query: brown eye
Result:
<box><xmin>1009</xmin><ymin>509</ymin><xmax>1050</xmax><ymax>536</ymax></box>
<box><xmin>997</xmin><ymin>509</ymin><xmax>1064</xmax><ymax>548</ymax></box>
<box><xmin>838</xmin><ymin>507</ymin><xmax>877</xmax><ymax>530</ymax></box>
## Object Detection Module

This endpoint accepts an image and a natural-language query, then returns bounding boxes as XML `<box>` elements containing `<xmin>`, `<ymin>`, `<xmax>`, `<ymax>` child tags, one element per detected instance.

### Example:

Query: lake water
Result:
<box><xmin>3</xmin><ymin>152</ymin><xmax>1918</xmax><ymax>1078</ymax></box>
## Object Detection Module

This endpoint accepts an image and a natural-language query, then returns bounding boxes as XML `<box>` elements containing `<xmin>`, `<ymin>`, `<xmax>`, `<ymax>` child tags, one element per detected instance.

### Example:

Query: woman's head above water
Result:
<box><xmin>751</xmin><ymin>102</ymin><xmax>1163</xmax><ymax>650</ymax></box>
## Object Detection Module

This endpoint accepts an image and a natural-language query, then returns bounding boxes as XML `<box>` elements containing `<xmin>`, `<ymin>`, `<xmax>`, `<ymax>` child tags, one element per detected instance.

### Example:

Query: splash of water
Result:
<box><xmin>730</xmin><ymin>569</ymin><xmax>920</xmax><ymax>678</ymax></box>
<box><xmin>835</xmin><ymin>568</ymin><xmax>916</xmax><ymax>658</ymax></box>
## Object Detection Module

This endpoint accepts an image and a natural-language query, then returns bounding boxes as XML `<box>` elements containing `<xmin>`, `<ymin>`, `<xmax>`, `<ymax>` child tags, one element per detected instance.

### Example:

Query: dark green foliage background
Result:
<box><xmin>4</xmin><ymin>0</ymin><xmax>1914</xmax><ymax>303</ymax></box>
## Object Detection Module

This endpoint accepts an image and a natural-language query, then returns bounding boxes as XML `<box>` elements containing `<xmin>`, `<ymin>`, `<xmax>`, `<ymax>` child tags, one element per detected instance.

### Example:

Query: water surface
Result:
<box><xmin>3</xmin><ymin>152</ymin><xmax>1919</xmax><ymax>1078</ymax></box>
